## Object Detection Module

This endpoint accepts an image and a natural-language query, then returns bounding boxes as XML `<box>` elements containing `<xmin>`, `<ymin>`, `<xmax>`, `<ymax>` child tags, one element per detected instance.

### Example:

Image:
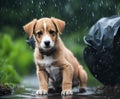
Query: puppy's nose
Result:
<box><xmin>44</xmin><ymin>41</ymin><xmax>50</xmax><ymax>47</ymax></box>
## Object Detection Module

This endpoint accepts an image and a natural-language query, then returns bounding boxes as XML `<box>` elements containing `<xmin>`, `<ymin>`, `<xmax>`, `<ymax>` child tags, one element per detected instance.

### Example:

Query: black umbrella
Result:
<box><xmin>84</xmin><ymin>16</ymin><xmax>120</xmax><ymax>85</ymax></box>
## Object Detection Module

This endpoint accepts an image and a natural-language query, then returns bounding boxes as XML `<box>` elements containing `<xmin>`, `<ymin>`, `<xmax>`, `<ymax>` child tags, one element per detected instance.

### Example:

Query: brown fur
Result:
<box><xmin>23</xmin><ymin>17</ymin><xmax>87</xmax><ymax>94</ymax></box>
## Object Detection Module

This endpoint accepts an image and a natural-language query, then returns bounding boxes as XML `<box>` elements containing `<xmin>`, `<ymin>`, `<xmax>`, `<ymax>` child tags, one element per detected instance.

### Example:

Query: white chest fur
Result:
<box><xmin>37</xmin><ymin>55</ymin><xmax>61</xmax><ymax>82</ymax></box>
<box><xmin>38</xmin><ymin>55</ymin><xmax>55</xmax><ymax>67</ymax></box>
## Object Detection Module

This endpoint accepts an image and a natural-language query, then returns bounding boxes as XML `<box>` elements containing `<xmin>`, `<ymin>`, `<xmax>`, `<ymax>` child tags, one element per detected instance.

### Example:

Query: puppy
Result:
<box><xmin>23</xmin><ymin>17</ymin><xmax>87</xmax><ymax>95</ymax></box>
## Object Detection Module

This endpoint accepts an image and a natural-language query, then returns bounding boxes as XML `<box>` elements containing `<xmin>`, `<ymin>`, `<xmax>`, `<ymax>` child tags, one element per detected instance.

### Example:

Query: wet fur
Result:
<box><xmin>23</xmin><ymin>17</ymin><xmax>87</xmax><ymax>95</ymax></box>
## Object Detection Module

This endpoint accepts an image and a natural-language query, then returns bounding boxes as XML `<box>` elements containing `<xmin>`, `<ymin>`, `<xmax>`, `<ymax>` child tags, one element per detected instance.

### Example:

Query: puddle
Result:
<box><xmin>0</xmin><ymin>86</ymin><xmax>99</xmax><ymax>99</ymax></box>
<box><xmin>1</xmin><ymin>87</ymin><xmax>120</xmax><ymax>99</ymax></box>
<box><xmin>0</xmin><ymin>75</ymin><xmax>120</xmax><ymax>99</ymax></box>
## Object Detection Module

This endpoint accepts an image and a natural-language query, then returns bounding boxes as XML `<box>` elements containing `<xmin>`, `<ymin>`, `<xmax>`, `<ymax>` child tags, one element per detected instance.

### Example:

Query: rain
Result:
<box><xmin>0</xmin><ymin>0</ymin><xmax>120</xmax><ymax>98</ymax></box>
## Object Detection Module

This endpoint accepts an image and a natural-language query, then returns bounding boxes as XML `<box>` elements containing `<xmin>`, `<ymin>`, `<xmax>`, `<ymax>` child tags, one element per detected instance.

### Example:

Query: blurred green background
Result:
<box><xmin>0</xmin><ymin>0</ymin><xmax>120</xmax><ymax>86</ymax></box>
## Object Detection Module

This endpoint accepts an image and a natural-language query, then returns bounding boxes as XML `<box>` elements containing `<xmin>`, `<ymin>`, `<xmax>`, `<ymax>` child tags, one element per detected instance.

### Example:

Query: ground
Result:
<box><xmin>0</xmin><ymin>75</ymin><xmax>120</xmax><ymax>99</ymax></box>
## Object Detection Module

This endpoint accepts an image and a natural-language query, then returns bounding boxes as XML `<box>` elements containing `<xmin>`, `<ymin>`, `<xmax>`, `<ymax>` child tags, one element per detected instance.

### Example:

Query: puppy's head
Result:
<box><xmin>23</xmin><ymin>17</ymin><xmax>65</xmax><ymax>51</ymax></box>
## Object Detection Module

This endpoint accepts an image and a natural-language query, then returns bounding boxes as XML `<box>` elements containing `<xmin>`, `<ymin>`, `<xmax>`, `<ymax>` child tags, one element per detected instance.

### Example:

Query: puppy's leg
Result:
<box><xmin>61</xmin><ymin>64</ymin><xmax>73</xmax><ymax>95</ymax></box>
<box><xmin>78</xmin><ymin>66</ymin><xmax>87</xmax><ymax>93</ymax></box>
<box><xmin>36</xmin><ymin>67</ymin><xmax>48</xmax><ymax>95</ymax></box>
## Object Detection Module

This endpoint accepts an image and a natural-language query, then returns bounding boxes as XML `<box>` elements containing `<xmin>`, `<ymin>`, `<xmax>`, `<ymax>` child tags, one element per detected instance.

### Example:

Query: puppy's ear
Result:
<box><xmin>23</xmin><ymin>19</ymin><xmax>37</xmax><ymax>38</ymax></box>
<box><xmin>51</xmin><ymin>17</ymin><xmax>65</xmax><ymax>34</ymax></box>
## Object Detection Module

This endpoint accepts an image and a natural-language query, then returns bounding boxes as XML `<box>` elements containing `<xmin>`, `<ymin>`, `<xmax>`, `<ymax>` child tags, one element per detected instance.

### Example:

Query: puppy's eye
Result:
<box><xmin>49</xmin><ymin>30</ymin><xmax>55</xmax><ymax>35</ymax></box>
<box><xmin>37</xmin><ymin>31</ymin><xmax>43</xmax><ymax>37</ymax></box>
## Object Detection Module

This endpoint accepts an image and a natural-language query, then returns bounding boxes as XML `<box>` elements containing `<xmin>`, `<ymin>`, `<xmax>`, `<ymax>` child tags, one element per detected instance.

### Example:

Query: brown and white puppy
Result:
<box><xmin>23</xmin><ymin>17</ymin><xmax>87</xmax><ymax>95</ymax></box>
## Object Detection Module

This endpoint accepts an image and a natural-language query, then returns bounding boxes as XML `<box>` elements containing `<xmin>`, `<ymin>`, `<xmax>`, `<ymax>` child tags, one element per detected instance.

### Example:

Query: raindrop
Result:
<box><xmin>55</xmin><ymin>3</ymin><xmax>57</xmax><ymax>7</ymax></box>
<box><xmin>108</xmin><ymin>7</ymin><xmax>111</xmax><ymax>10</ymax></box>
<box><xmin>88</xmin><ymin>4</ymin><xmax>90</xmax><ymax>7</ymax></box>
<box><xmin>95</xmin><ymin>74</ymin><xmax>97</xmax><ymax>77</ymax></box>
<box><xmin>38</xmin><ymin>5</ymin><xmax>40</xmax><ymax>9</ymax></box>
<box><xmin>92</xmin><ymin>12</ymin><xmax>95</xmax><ymax>17</ymax></box>
<box><xmin>0</xmin><ymin>8</ymin><xmax>2</xmax><ymax>11</ymax></box>
<box><xmin>39</xmin><ymin>1</ymin><xmax>41</xmax><ymax>5</ymax></box>
<box><xmin>77</xmin><ymin>38</ymin><xmax>80</xmax><ymax>43</ymax></box>
<box><xmin>41</xmin><ymin>13</ymin><xmax>43</xmax><ymax>17</ymax></box>
<box><xmin>19</xmin><ymin>1</ymin><xmax>22</xmax><ymax>6</ymax></box>
<box><xmin>40</xmin><ymin>9</ymin><xmax>43</xmax><ymax>12</ymax></box>
<box><xmin>58</xmin><ymin>2</ymin><xmax>62</xmax><ymax>7</ymax></box>
<box><xmin>101</xmin><ymin>0</ymin><xmax>103</xmax><ymax>5</ymax></box>
<box><xmin>115</xmin><ymin>4</ymin><xmax>117</xmax><ymax>9</ymax></box>
<box><xmin>106</xmin><ymin>2</ymin><xmax>109</xmax><ymax>7</ymax></box>
<box><xmin>31</xmin><ymin>0</ymin><xmax>33</xmax><ymax>4</ymax></box>
<box><xmin>41</xmin><ymin>1</ymin><xmax>44</xmax><ymax>5</ymax></box>
<box><xmin>31</xmin><ymin>10</ymin><xmax>33</xmax><ymax>13</ymax></box>
<box><xmin>27</xmin><ymin>9</ymin><xmax>29</xmax><ymax>12</ymax></box>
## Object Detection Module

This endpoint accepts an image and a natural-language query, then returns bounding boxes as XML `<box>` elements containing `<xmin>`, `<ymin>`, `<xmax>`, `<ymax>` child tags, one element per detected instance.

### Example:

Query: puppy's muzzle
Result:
<box><xmin>44</xmin><ymin>41</ymin><xmax>50</xmax><ymax>48</ymax></box>
<box><xmin>40</xmin><ymin>35</ymin><xmax>54</xmax><ymax>50</ymax></box>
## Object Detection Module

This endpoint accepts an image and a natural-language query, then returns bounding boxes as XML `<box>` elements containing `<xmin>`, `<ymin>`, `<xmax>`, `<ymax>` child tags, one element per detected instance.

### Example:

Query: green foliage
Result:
<box><xmin>0</xmin><ymin>65</ymin><xmax>20</xmax><ymax>84</ymax></box>
<box><xmin>0</xmin><ymin>32</ymin><xmax>34</xmax><ymax>76</ymax></box>
<box><xmin>0</xmin><ymin>51</ymin><xmax>20</xmax><ymax>83</ymax></box>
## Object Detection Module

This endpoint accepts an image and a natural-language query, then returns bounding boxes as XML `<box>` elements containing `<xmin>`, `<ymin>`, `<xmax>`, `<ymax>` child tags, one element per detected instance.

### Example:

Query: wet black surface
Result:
<box><xmin>0</xmin><ymin>87</ymin><xmax>120</xmax><ymax>99</ymax></box>
<box><xmin>1</xmin><ymin>93</ymin><xmax>120</xmax><ymax>99</ymax></box>
<box><xmin>0</xmin><ymin>87</ymin><xmax>91</xmax><ymax>99</ymax></box>
<box><xmin>1</xmin><ymin>76</ymin><xmax>120</xmax><ymax>99</ymax></box>
<box><xmin>1</xmin><ymin>95</ymin><xmax>119</xmax><ymax>99</ymax></box>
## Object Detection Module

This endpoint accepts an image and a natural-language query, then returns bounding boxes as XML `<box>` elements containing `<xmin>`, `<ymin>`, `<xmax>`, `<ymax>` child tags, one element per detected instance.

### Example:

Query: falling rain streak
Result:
<box><xmin>0</xmin><ymin>0</ymin><xmax>120</xmax><ymax>98</ymax></box>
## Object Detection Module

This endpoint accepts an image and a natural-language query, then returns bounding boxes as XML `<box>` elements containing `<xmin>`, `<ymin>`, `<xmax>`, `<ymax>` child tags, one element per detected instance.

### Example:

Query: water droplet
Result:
<box><xmin>89</xmin><ymin>4</ymin><xmax>91</xmax><ymax>7</ymax></box>
<box><xmin>40</xmin><ymin>9</ymin><xmax>42</xmax><ymax>12</ymax></box>
<box><xmin>106</xmin><ymin>2</ymin><xmax>109</xmax><ymax>7</ymax></box>
<box><xmin>38</xmin><ymin>5</ymin><xmax>40</xmax><ymax>9</ymax></box>
<box><xmin>95</xmin><ymin>74</ymin><xmax>97</xmax><ymax>77</ymax></box>
<box><xmin>31</xmin><ymin>0</ymin><xmax>33</xmax><ymax>4</ymax></box>
<box><xmin>39</xmin><ymin>1</ymin><xmax>41</xmax><ymax>5</ymax></box>
<box><xmin>101</xmin><ymin>0</ymin><xmax>103</xmax><ymax>5</ymax></box>
<box><xmin>77</xmin><ymin>38</ymin><xmax>80</xmax><ymax>43</ymax></box>
<box><xmin>18</xmin><ymin>2</ymin><xmax>21</xmax><ymax>6</ymax></box>
<box><xmin>115</xmin><ymin>5</ymin><xmax>117</xmax><ymax>9</ymax></box>
<box><xmin>92</xmin><ymin>12</ymin><xmax>94</xmax><ymax>17</ymax></box>
<box><xmin>31</xmin><ymin>10</ymin><xmax>33</xmax><ymax>13</ymax></box>
<box><xmin>55</xmin><ymin>3</ymin><xmax>57</xmax><ymax>7</ymax></box>
<box><xmin>27</xmin><ymin>9</ymin><xmax>29</xmax><ymax>12</ymax></box>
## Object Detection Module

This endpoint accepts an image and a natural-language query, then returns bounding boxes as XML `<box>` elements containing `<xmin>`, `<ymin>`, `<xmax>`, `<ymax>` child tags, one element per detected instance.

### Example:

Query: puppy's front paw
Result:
<box><xmin>61</xmin><ymin>90</ymin><xmax>73</xmax><ymax>95</ymax></box>
<box><xmin>36</xmin><ymin>89</ymin><xmax>48</xmax><ymax>95</ymax></box>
